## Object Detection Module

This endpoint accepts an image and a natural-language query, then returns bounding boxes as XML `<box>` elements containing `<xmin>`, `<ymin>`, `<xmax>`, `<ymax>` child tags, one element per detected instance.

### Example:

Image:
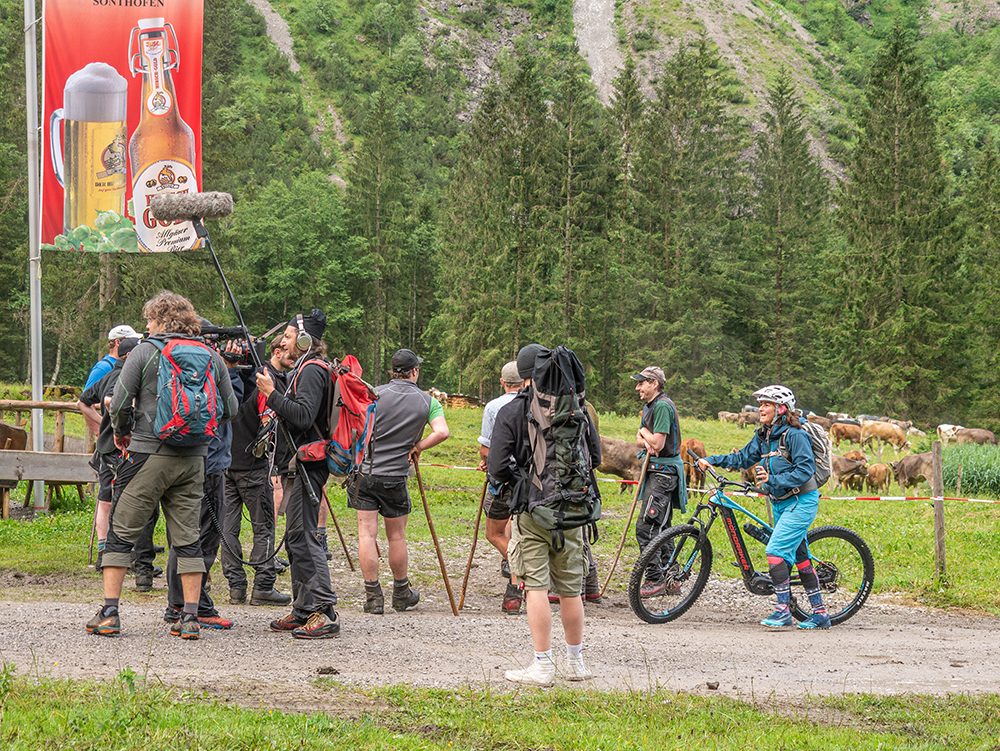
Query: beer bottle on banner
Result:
<box><xmin>128</xmin><ymin>17</ymin><xmax>199</xmax><ymax>252</ymax></box>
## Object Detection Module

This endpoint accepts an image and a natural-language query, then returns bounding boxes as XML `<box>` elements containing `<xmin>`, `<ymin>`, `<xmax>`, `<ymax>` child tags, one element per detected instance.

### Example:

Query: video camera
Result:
<box><xmin>200</xmin><ymin>324</ymin><xmax>266</xmax><ymax>367</ymax></box>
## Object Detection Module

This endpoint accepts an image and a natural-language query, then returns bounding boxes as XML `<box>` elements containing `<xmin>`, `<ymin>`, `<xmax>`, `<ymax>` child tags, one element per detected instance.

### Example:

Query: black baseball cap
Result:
<box><xmin>391</xmin><ymin>348</ymin><xmax>423</xmax><ymax>372</ymax></box>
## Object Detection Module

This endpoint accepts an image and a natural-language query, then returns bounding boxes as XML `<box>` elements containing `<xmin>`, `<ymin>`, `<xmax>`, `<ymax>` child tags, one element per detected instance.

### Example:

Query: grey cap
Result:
<box><xmin>516</xmin><ymin>343</ymin><xmax>544</xmax><ymax>379</ymax></box>
<box><xmin>500</xmin><ymin>360</ymin><xmax>521</xmax><ymax>385</ymax></box>
<box><xmin>630</xmin><ymin>366</ymin><xmax>665</xmax><ymax>385</ymax></box>
<box><xmin>391</xmin><ymin>348</ymin><xmax>423</xmax><ymax>372</ymax></box>
<box><xmin>108</xmin><ymin>324</ymin><xmax>137</xmax><ymax>340</ymax></box>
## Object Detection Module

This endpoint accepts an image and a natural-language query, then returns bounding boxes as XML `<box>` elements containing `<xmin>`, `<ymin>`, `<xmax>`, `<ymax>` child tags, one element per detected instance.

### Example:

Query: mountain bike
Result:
<box><xmin>627</xmin><ymin>451</ymin><xmax>874</xmax><ymax>625</ymax></box>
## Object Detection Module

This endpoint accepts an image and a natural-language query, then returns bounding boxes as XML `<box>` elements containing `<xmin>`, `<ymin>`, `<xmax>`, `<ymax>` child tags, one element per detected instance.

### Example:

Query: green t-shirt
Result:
<box><xmin>428</xmin><ymin>397</ymin><xmax>444</xmax><ymax>422</ymax></box>
<box><xmin>648</xmin><ymin>397</ymin><xmax>673</xmax><ymax>435</ymax></box>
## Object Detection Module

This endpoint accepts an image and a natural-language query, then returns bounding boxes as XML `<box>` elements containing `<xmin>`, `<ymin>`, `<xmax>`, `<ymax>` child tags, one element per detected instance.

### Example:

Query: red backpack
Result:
<box><xmin>294</xmin><ymin>355</ymin><xmax>378</xmax><ymax>479</ymax></box>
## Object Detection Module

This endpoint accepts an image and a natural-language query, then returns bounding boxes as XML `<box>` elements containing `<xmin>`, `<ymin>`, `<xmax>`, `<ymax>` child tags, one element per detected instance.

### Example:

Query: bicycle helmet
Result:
<box><xmin>752</xmin><ymin>385</ymin><xmax>796</xmax><ymax>413</ymax></box>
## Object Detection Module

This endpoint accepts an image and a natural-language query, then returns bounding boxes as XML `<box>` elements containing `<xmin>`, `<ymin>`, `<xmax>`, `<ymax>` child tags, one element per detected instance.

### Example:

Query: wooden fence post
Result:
<box><xmin>931</xmin><ymin>440</ymin><xmax>946</xmax><ymax>584</ymax></box>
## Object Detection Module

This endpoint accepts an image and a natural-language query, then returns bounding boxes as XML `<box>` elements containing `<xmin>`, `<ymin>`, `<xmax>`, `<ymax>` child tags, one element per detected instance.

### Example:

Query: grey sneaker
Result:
<box><xmin>250</xmin><ymin>587</ymin><xmax>291</xmax><ymax>606</ymax></box>
<box><xmin>364</xmin><ymin>582</ymin><xmax>385</xmax><ymax>614</ymax></box>
<box><xmin>392</xmin><ymin>581</ymin><xmax>420</xmax><ymax>612</ymax></box>
<box><xmin>229</xmin><ymin>587</ymin><xmax>247</xmax><ymax>605</ymax></box>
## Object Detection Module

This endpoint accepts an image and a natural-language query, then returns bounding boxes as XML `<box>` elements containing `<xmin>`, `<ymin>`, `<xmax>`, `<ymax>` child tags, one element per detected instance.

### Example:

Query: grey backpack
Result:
<box><xmin>775</xmin><ymin>421</ymin><xmax>832</xmax><ymax>498</ymax></box>
<box><xmin>510</xmin><ymin>346</ymin><xmax>601</xmax><ymax>551</ymax></box>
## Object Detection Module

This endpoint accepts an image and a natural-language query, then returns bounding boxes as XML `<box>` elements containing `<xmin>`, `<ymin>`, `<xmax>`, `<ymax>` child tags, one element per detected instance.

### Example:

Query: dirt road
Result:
<box><xmin>2</xmin><ymin>572</ymin><xmax>996</xmax><ymax>704</ymax></box>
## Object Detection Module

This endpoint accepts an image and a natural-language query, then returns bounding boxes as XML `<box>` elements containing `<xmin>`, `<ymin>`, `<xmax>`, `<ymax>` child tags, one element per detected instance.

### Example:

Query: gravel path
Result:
<box><xmin>244</xmin><ymin>0</ymin><xmax>300</xmax><ymax>72</ymax></box>
<box><xmin>573</xmin><ymin>0</ymin><xmax>623</xmax><ymax>106</ymax></box>
<box><xmin>3</xmin><ymin>568</ymin><xmax>997</xmax><ymax>705</ymax></box>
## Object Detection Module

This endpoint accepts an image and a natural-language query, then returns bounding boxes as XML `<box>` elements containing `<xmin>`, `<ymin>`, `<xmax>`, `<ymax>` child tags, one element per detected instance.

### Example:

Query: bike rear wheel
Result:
<box><xmin>627</xmin><ymin>524</ymin><xmax>713</xmax><ymax>624</ymax></box>
<box><xmin>790</xmin><ymin>525</ymin><xmax>874</xmax><ymax>626</ymax></box>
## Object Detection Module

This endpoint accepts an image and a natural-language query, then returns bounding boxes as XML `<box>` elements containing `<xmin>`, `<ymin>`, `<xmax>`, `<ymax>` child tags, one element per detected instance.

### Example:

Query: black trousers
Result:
<box><xmin>166</xmin><ymin>470</ymin><xmax>224</xmax><ymax>616</ymax></box>
<box><xmin>221</xmin><ymin>467</ymin><xmax>277</xmax><ymax>591</ymax></box>
<box><xmin>285</xmin><ymin>461</ymin><xmax>338</xmax><ymax>620</ymax></box>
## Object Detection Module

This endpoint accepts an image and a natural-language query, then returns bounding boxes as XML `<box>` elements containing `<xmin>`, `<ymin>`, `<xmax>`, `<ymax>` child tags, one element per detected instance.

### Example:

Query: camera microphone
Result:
<box><xmin>149</xmin><ymin>191</ymin><xmax>234</xmax><ymax>223</ymax></box>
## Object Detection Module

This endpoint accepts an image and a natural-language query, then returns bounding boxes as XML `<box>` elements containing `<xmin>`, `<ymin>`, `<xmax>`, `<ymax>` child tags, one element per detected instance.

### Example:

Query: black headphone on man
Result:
<box><xmin>294</xmin><ymin>314</ymin><xmax>313</xmax><ymax>352</ymax></box>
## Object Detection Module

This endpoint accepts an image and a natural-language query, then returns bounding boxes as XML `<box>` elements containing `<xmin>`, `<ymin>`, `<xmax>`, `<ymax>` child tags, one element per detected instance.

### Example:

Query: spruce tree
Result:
<box><xmin>833</xmin><ymin>21</ymin><xmax>961</xmax><ymax>420</ymax></box>
<box><xmin>749</xmin><ymin>68</ymin><xmax>830</xmax><ymax>394</ymax></box>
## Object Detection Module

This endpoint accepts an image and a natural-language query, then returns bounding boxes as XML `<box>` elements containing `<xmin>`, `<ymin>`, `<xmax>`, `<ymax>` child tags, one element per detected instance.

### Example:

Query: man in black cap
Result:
<box><xmin>255</xmin><ymin>309</ymin><xmax>341</xmax><ymax>638</ymax></box>
<box><xmin>349</xmin><ymin>348</ymin><xmax>450</xmax><ymax>615</ymax></box>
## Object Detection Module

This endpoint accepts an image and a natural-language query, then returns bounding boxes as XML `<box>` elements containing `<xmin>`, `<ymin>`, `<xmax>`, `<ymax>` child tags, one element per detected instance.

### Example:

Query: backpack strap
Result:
<box><xmin>770</xmin><ymin>431</ymin><xmax>819</xmax><ymax>500</ymax></box>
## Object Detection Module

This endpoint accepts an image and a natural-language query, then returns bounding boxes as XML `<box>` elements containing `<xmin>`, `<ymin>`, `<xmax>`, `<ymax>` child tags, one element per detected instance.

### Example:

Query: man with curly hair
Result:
<box><xmin>87</xmin><ymin>291</ymin><xmax>237</xmax><ymax>640</ymax></box>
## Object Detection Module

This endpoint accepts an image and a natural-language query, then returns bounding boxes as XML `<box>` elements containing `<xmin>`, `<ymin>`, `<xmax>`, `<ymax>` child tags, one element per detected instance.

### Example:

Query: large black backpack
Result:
<box><xmin>511</xmin><ymin>346</ymin><xmax>601</xmax><ymax>551</ymax></box>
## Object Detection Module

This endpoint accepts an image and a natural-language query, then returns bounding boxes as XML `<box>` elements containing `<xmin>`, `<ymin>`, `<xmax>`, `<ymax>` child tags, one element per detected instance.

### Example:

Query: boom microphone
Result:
<box><xmin>149</xmin><ymin>191</ymin><xmax>234</xmax><ymax>223</ymax></box>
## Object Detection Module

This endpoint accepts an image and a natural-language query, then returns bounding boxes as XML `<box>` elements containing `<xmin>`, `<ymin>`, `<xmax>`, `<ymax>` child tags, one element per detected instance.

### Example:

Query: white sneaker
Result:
<box><xmin>565</xmin><ymin>655</ymin><xmax>593</xmax><ymax>681</ymax></box>
<box><xmin>505</xmin><ymin>657</ymin><xmax>556</xmax><ymax>687</ymax></box>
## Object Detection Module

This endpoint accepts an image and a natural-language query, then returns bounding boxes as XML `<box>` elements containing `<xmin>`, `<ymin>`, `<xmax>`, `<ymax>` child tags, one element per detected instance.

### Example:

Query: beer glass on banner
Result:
<box><xmin>128</xmin><ymin>17</ymin><xmax>199</xmax><ymax>252</ymax></box>
<box><xmin>49</xmin><ymin>63</ymin><xmax>129</xmax><ymax>233</ymax></box>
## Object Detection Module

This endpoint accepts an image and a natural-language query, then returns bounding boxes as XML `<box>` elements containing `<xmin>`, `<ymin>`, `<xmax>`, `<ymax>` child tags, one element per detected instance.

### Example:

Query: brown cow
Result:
<box><xmin>843</xmin><ymin>450</ymin><xmax>868</xmax><ymax>465</ymax></box>
<box><xmin>881</xmin><ymin>417</ymin><xmax>913</xmax><ymax>432</ymax></box>
<box><xmin>892</xmin><ymin>452</ymin><xmax>933</xmax><ymax>489</ymax></box>
<box><xmin>954</xmin><ymin>428</ymin><xmax>998</xmax><ymax>446</ymax></box>
<box><xmin>737</xmin><ymin>411</ymin><xmax>760</xmax><ymax>429</ymax></box>
<box><xmin>866</xmin><ymin>463</ymin><xmax>892</xmax><ymax>494</ymax></box>
<box><xmin>830</xmin><ymin>422</ymin><xmax>861</xmax><ymax>449</ymax></box>
<box><xmin>806</xmin><ymin>415</ymin><xmax>832</xmax><ymax>430</ymax></box>
<box><xmin>597</xmin><ymin>435</ymin><xmax>642</xmax><ymax>485</ymax></box>
<box><xmin>860</xmin><ymin>420</ymin><xmax>911</xmax><ymax>454</ymax></box>
<box><xmin>680</xmin><ymin>438</ymin><xmax>707</xmax><ymax>490</ymax></box>
<box><xmin>831</xmin><ymin>454</ymin><xmax>867</xmax><ymax>491</ymax></box>
<box><xmin>718</xmin><ymin>411</ymin><xmax>739</xmax><ymax>424</ymax></box>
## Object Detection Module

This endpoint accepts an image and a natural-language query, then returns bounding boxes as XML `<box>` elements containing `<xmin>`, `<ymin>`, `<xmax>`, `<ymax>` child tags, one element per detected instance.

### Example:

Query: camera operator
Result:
<box><xmin>221</xmin><ymin>333</ymin><xmax>295</xmax><ymax>606</ymax></box>
<box><xmin>255</xmin><ymin>310</ymin><xmax>340</xmax><ymax>639</ymax></box>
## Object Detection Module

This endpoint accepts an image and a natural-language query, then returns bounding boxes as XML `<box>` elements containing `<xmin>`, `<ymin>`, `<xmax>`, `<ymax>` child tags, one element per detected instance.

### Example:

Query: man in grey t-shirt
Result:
<box><xmin>349</xmin><ymin>349</ymin><xmax>450</xmax><ymax>614</ymax></box>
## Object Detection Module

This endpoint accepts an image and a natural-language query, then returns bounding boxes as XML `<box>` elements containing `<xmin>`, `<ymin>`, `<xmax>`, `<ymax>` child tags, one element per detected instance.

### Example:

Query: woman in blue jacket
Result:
<box><xmin>698</xmin><ymin>385</ymin><xmax>830</xmax><ymax>629</ymax></box>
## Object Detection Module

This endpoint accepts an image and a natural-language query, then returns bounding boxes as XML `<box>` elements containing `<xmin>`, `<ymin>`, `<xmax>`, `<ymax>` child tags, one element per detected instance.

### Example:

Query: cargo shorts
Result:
<box><xmin>507</xmin><ymin>511</ymin><xmax>585</xmax><ymax>597</ymax></box>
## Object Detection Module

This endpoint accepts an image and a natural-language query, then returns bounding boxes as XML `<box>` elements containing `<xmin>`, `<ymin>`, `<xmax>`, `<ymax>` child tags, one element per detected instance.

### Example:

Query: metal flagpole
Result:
<box><xmin>25</xmin><ymin>0</ymin><xmax>45</xmax><ymax>511</ymax></box>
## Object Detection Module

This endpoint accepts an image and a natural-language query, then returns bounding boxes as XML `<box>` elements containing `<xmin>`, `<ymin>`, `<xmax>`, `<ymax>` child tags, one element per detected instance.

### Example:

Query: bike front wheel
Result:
<box><xmin>627</xmin><ymin>524</ymin><xmax>713</xmax><ymax>624</ymax></box>
<box><xmin>790</xmin><ymin>525</ymin><xmax>875</xmax><ymax>626</ymax></box>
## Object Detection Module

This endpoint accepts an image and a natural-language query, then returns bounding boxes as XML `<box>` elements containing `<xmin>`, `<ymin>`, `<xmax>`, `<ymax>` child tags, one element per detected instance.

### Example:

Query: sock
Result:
<box><xmin>796</xmin><ymin>561</ymin><xmax>827</xmax><ymax>613</ymax></box>
<box><xmin>364</xmin><ymin>579</ymin><xmax>380</xmax><ymax>587</ymax></box>
<box><xmin>103</xmin><ymin>598</ymin><xmax>119</xmax><ymax>614</ymax></box>
<box><xmin>535</xmin><ymin>649</ymin><xmax>554</xmax><ymax>665</ymax></box>
<box><xmin>183</xmin><ymin>602</ymin><xmax>198</xmax><ymax>617</ymax></box>
<box><xmin>566</xmin><ymin>643</ymin><xmax>583</xmax><ymax>659</ymax></box>
<box><xmin>768</xmin><ymin>555</ymin><xmax>790</xmax><ymax>611</ymax></box>
<box><xmin>394</xmin><ymin>577</ymin><xmax>409</xmax><ymax>588</ymax></box>
<box><xmin>316</xmin><ymin>526</ymin><xmax>327</xmax><ymax>537</ymax></box>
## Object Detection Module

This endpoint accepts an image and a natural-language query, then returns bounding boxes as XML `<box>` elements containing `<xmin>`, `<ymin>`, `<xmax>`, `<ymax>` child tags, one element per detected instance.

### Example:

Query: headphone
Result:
<box><xmin>294</xmin><ymin>314</ymin><xmax>313</xmax><ymax>352</ymax></box>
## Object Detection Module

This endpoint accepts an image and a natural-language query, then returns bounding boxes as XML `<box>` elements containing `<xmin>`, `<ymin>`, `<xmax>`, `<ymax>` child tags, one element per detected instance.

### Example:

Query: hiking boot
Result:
<box><xmin>197</xmin><ymin>615</ymin><xmax>233</xmax><ymax>629</ymax></box>
<box><xmin>270</xmin><ymin>612</ymin><xmax>308</xmax><ymax>632</ymax></box>
<box><xmin>153</xmin><ymin>544</ymin><xmax>165</xmax><ymax>555</ymax></box>
<box><xmin>502</xmin><ymin>582</ymin><xmax>523</xmax><ymax>614</ymax></box>
<box><xmin>583</xmin><ymin>592</ymin><xmax>602</xmax><ymax>604</ymax></box>
<box><xmin>500</xmin><ymin>557</ymin><xmax>511</xmax><ymax>581</ymax></box>
<box><xmin>761</xmin><ymin>609</ymin><xmax>794</xmax><ymax>628</ymax></box>
<box><xmin>547</xmin><ymin>592</ymin><xmax>560</xmax><ymax>604</ymax></box>
<box><xmin>135</xmin><ymin>572</ymin><xmax>153</xmax><ymax>592</ymax></box>
<box><xmin>797</xmin><ymin>612</ymin><xmax>832</xmax><ymax>630</ymax></box>
<box><xmin>275</xmin><ymin>558</ymin><xmax>289</xmax><ymax>574</ymax></box>
<box><xmin>163</xmin><ymin>606</ymin><xmax>182</xmax><ymax>624</ymax></box>
<box><xmin>85</xmin><ymin>607</ymin><xmax>120</xmax><ymax>636</ymax></box>
<box><xmin>152</xmin><ymin>565</ymin><xmax>163</xmax><ymax>578</ymax></box>
<box><xmin>639</xmin><ymin>580</ymin><xmax>667</xmax><ymax>598</ymax></box>
<box><xmin>565</xmin><ymin>655</ymin><xmax>593</xmax><ymax>681</ymax></box>
<box><xmin>229</xmin><ymin>586</ymin><xmax>247</xmax><ymax>605</ymax></box>
<box><xmin>505</xmin><ymin>656</ymin><xmax>555</xmax><ymax>687</ymax></box>
<box><xmin>291</xmin><ymin>611</ymin><xmax>340</xmax><ymax>639</ymax></box>
<box><xmin>250</xmin><ymin>587</ymin><xmax>291</xmax><ymax>606</ymax></box>
<box><xmin>170</xmin><ymin>614</ymin><xmax>200</xmax><ymax>640</ymax></box>
<box><xmin>364</xmin><ymin>582</ymin><xmax>385</xmax><ymax>615</ymax></box>
<box><xmin>316</xmin><ymin>532</ymin><xmax>333</xmax><ymax>562</ymax></box>
<box><xmin>391</xmin><ymin>582</ymin><xmax>420</xmax><ymax>612</ymax></box>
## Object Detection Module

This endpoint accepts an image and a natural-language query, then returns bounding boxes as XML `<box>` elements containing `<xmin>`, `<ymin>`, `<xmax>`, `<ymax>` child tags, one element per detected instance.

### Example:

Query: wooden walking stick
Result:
<box><xmin>459</xmin><ymin>479</ymin><xmax>488</xmax><ymax>610</ymax></box>
<box><xmin>414</xmin><ymin>461</ymin><xmax>459</xmax><ymax>616</ymax></box>
<box><xmin>322</xmin><ymin>485</ymin><xmax>355</xmax><ymax>571</ymax></box>
<box><xmin>600</xmin><ymin>452</ymin><xmax>651</xmax><ymax>598</ymax></box>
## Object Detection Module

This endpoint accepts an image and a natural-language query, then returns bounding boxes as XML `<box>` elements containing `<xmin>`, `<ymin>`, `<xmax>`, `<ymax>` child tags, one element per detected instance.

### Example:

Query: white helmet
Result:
<box><xmin>753</xmin><ymin>385</ymin><xmax>796</xmax><ymax>412</ymax></box>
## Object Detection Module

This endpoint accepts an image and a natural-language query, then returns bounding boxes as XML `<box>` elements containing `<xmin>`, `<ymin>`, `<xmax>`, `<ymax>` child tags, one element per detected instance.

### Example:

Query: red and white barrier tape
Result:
<box><xmin>423</xmin><ymin>463</ymin><xmax>1000</xmax><ymax>505</ymax></box>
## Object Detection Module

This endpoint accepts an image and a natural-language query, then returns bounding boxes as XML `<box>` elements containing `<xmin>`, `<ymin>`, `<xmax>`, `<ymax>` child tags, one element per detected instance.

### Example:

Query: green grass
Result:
<box><xmin>2</xmin><ymin>666</ymin><xmax>1000</xmax><ymax>750</ymax></box>
<box><xmin>2</xmin><ymin>408</ymin><xmax>1000</xmax><ymax>613</ymax></box>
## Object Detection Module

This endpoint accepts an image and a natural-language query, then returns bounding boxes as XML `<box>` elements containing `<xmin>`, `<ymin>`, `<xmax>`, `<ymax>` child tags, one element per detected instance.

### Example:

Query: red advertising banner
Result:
<box><xmin>41</xmin><ymin>0</ymin><xmax>203</xmax><ymax>252</ymax></box>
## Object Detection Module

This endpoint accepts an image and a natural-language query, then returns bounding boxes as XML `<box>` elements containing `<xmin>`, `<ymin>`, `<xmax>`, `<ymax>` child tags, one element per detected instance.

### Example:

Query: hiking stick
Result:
<box><xmin>599</xmin><ymin>452</ymin><xmax>651</xmax><ymax>598</ymax></box>
<box><xmin>459</xmin><ymin>478</ymin><xmax>488</xmax><ymax>610</ymax></box>
<box><xmin>322</xmin><ymin>486</ymin><xmax>354</xmax><ymax>571</ymax></box>
<box><xmin>414</xmin><ymin>461</ymin><xmax>459</xmax><ymax>616</ymax></box>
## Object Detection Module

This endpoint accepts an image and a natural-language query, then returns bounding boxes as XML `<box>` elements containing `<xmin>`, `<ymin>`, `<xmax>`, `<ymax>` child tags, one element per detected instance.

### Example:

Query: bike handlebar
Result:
<box><xmin>687</xmin><ymin>449</ymin><xmax>760</xmax><ymax>496</ymax></box>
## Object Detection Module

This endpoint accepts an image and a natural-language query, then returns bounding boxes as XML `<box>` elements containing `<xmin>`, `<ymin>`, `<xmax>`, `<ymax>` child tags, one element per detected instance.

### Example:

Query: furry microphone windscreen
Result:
<box><xmin>149</xmin><ymin>192</ymin><xmax>234</xmax><ymax>222</ymax></box>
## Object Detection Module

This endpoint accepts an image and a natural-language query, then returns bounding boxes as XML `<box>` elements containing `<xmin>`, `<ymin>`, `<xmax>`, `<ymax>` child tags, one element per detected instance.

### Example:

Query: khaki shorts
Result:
<box><xmin>507</xmin><ymin>511</ymin><xmax>585</xmax><ymax>596</ymax></box>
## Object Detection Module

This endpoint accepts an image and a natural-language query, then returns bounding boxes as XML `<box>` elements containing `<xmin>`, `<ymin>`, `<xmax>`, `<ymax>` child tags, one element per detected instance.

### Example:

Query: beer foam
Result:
<box><xmin>138</xmin><ymin>17</ymin><xmax>165</xmax><ymax>29</ymax></box>
<box><xmin>64</xmin><ymin>63</ymin><xmax>128</xmax><ymax>123</ymax></box>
